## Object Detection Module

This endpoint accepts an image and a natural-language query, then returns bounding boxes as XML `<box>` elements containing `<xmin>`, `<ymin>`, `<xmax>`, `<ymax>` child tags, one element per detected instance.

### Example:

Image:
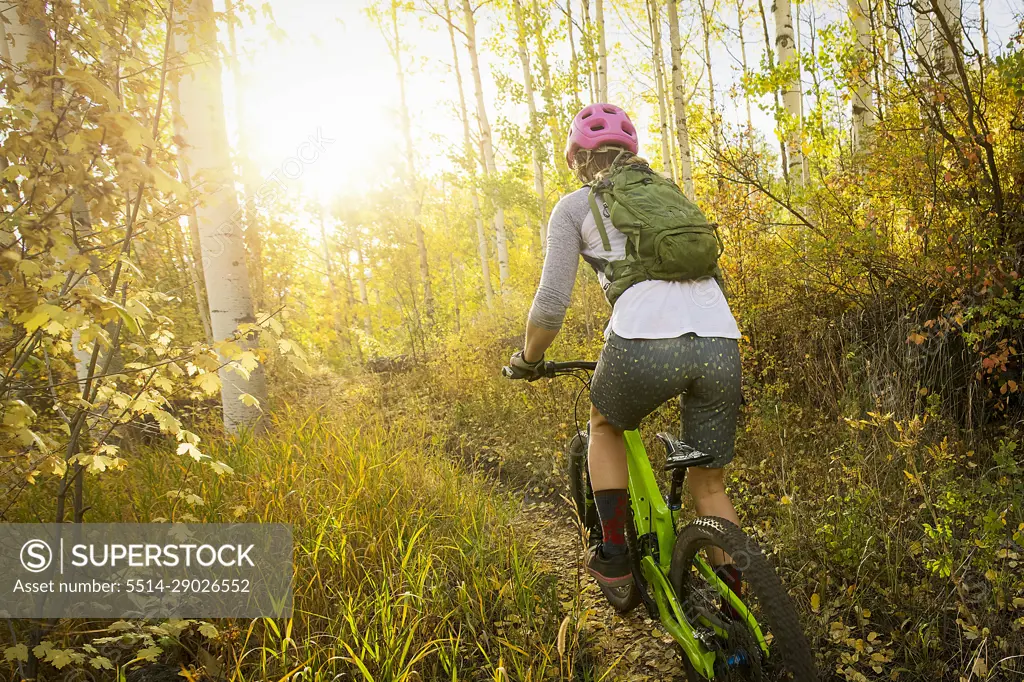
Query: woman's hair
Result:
<box><xmin>571</xmin><ymin>145</ymin><xmax>647</xmax><ymax>183</ymax></box>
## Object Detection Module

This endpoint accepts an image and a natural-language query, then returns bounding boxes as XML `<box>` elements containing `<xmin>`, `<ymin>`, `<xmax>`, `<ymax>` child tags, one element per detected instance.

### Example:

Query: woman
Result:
<box><xmin>506</xmin><ymin>103</ymin><xmax>744</xmax><ymax>593</ymax></box>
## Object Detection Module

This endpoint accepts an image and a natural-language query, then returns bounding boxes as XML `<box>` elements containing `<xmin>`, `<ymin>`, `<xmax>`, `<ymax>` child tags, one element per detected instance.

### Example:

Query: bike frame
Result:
<box><xmin>622</xmin><ymin>428</ymin><xmax>769</xmax><ymax>679</ymax></box>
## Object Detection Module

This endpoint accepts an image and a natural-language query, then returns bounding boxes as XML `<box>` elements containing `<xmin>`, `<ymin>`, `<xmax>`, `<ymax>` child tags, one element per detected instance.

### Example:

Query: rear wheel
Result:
<box><xmin>670</xmin><ymin>517</ymin><xmax>817</xmax><ymax>681</ymax></box>
<box><xmin>567</xmin><ymin>432</ymin><xmax>641</xmax><ymax>613</ymax></box>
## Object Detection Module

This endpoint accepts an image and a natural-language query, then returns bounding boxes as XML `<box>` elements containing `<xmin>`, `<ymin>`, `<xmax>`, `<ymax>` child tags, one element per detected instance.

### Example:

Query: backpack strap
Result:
<box><xmin>587</xmin><ymin>188</ymin><xmax>611</xmax><ymax>252</ymax></box>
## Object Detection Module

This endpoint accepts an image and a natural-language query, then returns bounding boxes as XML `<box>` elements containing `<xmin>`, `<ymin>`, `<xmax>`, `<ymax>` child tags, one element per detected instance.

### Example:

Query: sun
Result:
<box><xmin>226</xmin><ymin>3</ymin><xmax>400</xmax><ymax>201</ymax></box>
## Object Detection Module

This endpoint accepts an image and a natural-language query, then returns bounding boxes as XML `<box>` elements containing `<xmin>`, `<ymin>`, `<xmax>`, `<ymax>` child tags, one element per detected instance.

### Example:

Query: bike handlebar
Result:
<box><xmin>500</xmin><ymin>360</ymin><xmax>597</xmax><ymax>379</ymax></box>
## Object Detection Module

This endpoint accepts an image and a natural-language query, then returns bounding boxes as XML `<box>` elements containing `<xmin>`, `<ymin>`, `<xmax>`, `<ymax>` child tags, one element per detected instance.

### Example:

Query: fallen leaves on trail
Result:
<box><xmin>514</xmin><ymin>501</ymin><xmax>688</xmax><ymax>681</ymax></box>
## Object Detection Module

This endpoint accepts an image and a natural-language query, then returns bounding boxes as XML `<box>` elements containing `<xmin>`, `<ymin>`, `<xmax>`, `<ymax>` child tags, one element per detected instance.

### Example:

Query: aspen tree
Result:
<box><xmin>647</xmin><ymin>0</ymin><xmax>674</xmax><ymax>180</ymax></box>
<box><xmin>772</xmin><ymin>0</ymin><xmax>805</xmax><ymax>185</ymax></box>
<box><xmin>513</xmin><ymin>0</ymin><xmax>548</xmax><ymax>252</ymax></box>
<box><xmin>667</xmin><ymin>0</ymin><xmax>696</xmax><ymax>199</ymax></box>
<box><xmin>595</xmin><ymin>0</ymin><xmax>608</xmax><ymax>99</ymax></box>
<box><xmin>173</xmin><ymin>0</ymin><xmax>267</xmax><ymax>432</ymax></box>
<box><xmin>385</xmin><ymin>0</ymin><xmax>434</xmax><ymax>320</ymax></box>
<box><xmin>849</xmin><ymin>0</ymin><xmax>876</xmax><ymax>149</ymax></box>
<box><xmin>462</xmin><ymin>0</ymin><xmax>510</xmax><ymax>292</ymax></box>
<box><xmin>444</xmin><ymin>0</ymin><xmax>494</xmax><ymax>307</ymax></box>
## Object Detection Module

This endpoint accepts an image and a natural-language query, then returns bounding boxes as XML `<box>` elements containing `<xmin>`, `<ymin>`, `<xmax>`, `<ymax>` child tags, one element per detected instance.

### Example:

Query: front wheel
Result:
<box><xmin>670</xmin><ymin>517</ymin><xmax>817</xmax><ymax>680</ymax></box>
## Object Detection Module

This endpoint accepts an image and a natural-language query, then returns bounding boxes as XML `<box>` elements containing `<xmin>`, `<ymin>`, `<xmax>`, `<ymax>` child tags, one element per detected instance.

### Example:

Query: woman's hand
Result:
<box><xmin>503</xmin><ymin>350</ymin><xmax>545</xmax><ymax>381</ymax></box>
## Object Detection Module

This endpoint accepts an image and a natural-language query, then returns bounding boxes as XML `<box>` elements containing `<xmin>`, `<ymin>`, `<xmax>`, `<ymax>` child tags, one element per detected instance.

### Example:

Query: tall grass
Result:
<box><xmin>3</xmin><ymin>381</ymin><xmax>595</xmax><ymax>681</ymax></box>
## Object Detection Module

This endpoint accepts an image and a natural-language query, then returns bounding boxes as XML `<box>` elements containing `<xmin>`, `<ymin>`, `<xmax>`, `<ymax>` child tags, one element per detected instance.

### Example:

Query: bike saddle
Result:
<box><xmin>656</xmin><ymin>432</ymin><xmax>715</xmax><ymax>470</ymax></box>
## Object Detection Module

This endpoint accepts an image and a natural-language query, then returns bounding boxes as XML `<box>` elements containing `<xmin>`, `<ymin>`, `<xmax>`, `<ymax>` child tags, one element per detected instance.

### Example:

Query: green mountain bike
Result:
<box><xmin>523</xmin><ymin>360</ymin><xmax>817</xmax><ymax>680</ymax></box>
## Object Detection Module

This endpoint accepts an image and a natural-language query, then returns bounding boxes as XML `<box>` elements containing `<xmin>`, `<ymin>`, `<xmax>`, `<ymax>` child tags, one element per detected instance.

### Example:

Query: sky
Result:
<box><xmin>225</xmin><ymin>0</ymin><xmax>1021</xmax><ymax>204</ymax></box>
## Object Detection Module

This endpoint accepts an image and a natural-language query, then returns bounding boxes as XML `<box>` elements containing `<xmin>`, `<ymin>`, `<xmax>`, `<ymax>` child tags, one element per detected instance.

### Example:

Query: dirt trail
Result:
<box><xmin>514</xmin><ymin>500</ymin><xmax>689</xmax><ymax>681</ymax></box>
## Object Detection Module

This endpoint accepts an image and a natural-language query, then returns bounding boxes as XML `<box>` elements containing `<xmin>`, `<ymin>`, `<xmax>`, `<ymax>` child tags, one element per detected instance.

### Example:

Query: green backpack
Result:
<box><xmin>587</xmin><ymin>152</ymin><xmax>723</xmax><ymax>305</ymax></box>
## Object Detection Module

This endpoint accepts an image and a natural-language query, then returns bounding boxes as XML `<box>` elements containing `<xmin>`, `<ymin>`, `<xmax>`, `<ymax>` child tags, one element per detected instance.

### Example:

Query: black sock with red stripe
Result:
<box><xmin>594</xmin><ymin>489</ymin><xmax>629</xmax><ymax>557</ymax></box>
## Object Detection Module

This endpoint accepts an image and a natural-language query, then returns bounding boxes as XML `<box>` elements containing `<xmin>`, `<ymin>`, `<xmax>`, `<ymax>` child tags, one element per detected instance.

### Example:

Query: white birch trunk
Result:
<box><xmin>462</xmin><ymin>0</ymin><xmax>510</xmax><ymax>292</ymax></box>
<box><xmin>758</xmin><ymin>0</ymin><xmax>790</xmax><ymax>178</ymax></box>
<box><xmin>698</xmin><ymin>0</ymin><xmax>720</xmax><ymax>142</ymax></box>
<box><xmin>514</xmin><ymin>0</ymin><xmax>548</xmax><ymax>253</ymax></box>
<box><xmin>582</xmin><ymin>0</ymin><xmax>597</xmax><ymax>101</ymax></box>
<box><xmin>225</xmin><ymin>0</ymin><xmax>264</xmax><ymax>310</ymax></box>
<box><xmin>595</xmin><ymin>0</ymin><xmax>608</xmax><ymax>100</ymax></box>
<box><xmin>531</xmin><ymin>0</ymin><xmax>571</xmax><ymax>188</ymax></box>
<box><xmin>738</xmin><ymin>0</ymin><xmax>755</xmax><ymax>140</ymax></box>
<box><xmin>388</xmin><ymin>0</ymin><xmax>434</xmax><ymax>320</ymax></box>
<box><xmin>354</xmin><ymin>232</ymin><xmax>372</xmax><ymax>335</ymax></box>
<box><xmin>848</xmin><ymin>0</ymin><xmax>876</xmax><ymax>150</ymax></box>
<box><xmin>667</xmin><ymin>0</ymin><xmax>696</xmax><ymax>199</ymax></box>
<box><xmin>934</xmin><ymin>0</ymin><xmax>962</xmax><ymax>73</ymax></box>
<box><xmin>566</xmin><ymin>0</ymin><xmax>583</xmax><ymax>109</ymax></box>
<box><xmin>445</xmin><ymin>0</ymin><xmax>494</xmax><ymax>307</ymax></box>
<box><xmin>772</xmin><ymin>0</ymin><xmax>805</xmax><ymax>185</ymax></box>
<box><xmin>978</xmin><ymin>0</ymin><xmax>989</xmax><ymax>60</ymax></box>
<box><xmin>173</xmin><ymin>0</ymin><xmax>267</xmax><ymax>433</ymax></box>
<box><xmin>648</xmin><ymin>0</ymin><xmax>674</xmax><ymax>180</ymax></box>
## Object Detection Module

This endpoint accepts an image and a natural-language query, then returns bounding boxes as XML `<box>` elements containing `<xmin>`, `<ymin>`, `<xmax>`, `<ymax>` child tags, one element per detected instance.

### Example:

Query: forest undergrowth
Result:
<box><xmin>394</xmin><ymin>312</ymin><xmax>1024</xmax><ymax>681</ymax></box>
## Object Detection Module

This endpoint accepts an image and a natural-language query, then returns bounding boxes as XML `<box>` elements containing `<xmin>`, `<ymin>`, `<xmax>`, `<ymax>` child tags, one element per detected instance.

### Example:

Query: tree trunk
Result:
<box><xmin>531</xmin><ymin>0</ymin><xmax>572</xmax><ymax>188</ymax></box>
<box><xmin>225</xmin><ymin>0</ymin><xmax>264</xmax><ymax>311</ymax></box>
<box><xmin>595</xmin><ymin>0</ymin><xmax>608</xmax><ymax>100</ymax></box>
<box><xmin>667</xmin><ymin>0</ymin><xmax>696</xmax><ymax>199</ymax></box>
<box><xmin>462</xmin><ymin>0</ymin><xmax>510</xmax><ymax>292</ymax></box>
<box><xmin>697</xmin><ymin>0</ymin><xmax>721</xmax><ymax>143</ymax></box>
<box><xmin>848</xmin><ymin>0</ymin><xmax>876</xmax><ymax>150</ymax></box>
<box><xmin>177</xmin><ymin>158</ymin><xmax>215</xmax><ymax>343</ymax></box>
<box><xmin>737</xmin><ymin>0</ymin><xmax>755</xmax><ymax>140</ymax></box>
<box><xmin>648</xmin><ymin>0</ymin><xmax>675</xmax><ymax>180</ymax></box>
<box><xmin>388</xmin><ymin>0</ymin><xmax>434</xmax><ymax>321</ymax></box>
<box><xmin>450</xmin><ymin>253</ymin><xmax>461</xmax><ymax>333</ymax></box>
<box><xmin>318</xmin><ymin>208</ymin><xmax>344</xmax><ymax>344</ymax></box>
<box><xmin>566</xmin><ymin>0</ymin><xmax>583</xmax><ymax>109</ymax></box>
<box><xmin>445</xmin><ymin>0</ymin><xmax>494</xmax><ymax>307</ymax></box>
<box><xmin>582</xmin><ymin>0</ymin><xmax>597</xmax><ymax>101</ymax></box>
<box><xmin>173</xmin><ymin>0</ymin><xmax>267</xmax><ymax>433</ymax></box>
<box><xmin>934</xmin><ymin>0</ymin><xmax>962</xmax><ymax>74</ymax></box>
<box><xmin>514</xmin><ymin>0</ymin><xmax>548</xmax><ymax>254</ymax></box>
<box><xmin>978</xmin><ymin>0</ymin><xmax>989</xmax><ymax>61</ymax></box>
<box><xmin>772</xmin><ymin>0</ymin><xmax>804</xmax><ymax>185</ymax></box>
<box><xmin>354</xmin><ymin>232</ymin><xmax>372</xmax><ymax>335</ymax></box>
<box><xmin>758</xmin><ymin>0</ymin><xmax>790</xmax><ymax>179</ymax></box>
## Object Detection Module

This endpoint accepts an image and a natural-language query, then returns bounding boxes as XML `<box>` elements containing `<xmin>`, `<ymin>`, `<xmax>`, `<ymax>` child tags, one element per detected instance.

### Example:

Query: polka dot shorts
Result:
<box><xmin>590</xmin><ymin>332</ymin><xmax>742</xmax><ymax>468</ymax></box>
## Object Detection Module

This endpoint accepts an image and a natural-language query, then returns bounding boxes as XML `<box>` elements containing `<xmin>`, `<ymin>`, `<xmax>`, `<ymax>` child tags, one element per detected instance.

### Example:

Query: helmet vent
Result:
<box><xmin>602</xmin><ymin>106</ymin><xmax>618</xmax><ymax>114</ymax></box>
<box><xmin>581</xmin><ymin>111</ymin><xmax>593</xmax><ymax>119</ymax></box>
<box><xmin>590</xmin><ymin>124</ymin><xmax>605</xmax><ymax>131</ymax></box>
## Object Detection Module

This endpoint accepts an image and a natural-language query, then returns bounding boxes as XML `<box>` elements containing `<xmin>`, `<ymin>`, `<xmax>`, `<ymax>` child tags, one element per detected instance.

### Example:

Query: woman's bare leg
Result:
<box><xmin>687</xmin><ymin>466</ymin><xmax>740</xmax><ymax>565</ymax></box>
<box><xmin>588</xmin><ymin>404</ymin><xmax>627</xmax><ymax>491</ymax></box>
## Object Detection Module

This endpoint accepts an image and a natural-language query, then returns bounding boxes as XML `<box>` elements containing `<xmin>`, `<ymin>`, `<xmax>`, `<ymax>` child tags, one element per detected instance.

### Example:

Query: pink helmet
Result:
<box><xmin>565</xmin><ymin>103</ymin><xmax>639</xmax><ymax>166</ymax></box>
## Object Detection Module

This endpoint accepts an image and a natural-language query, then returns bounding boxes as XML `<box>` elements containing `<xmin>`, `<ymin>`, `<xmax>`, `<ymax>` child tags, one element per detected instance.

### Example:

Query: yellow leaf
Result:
<box><xmin>4</xmin><ymin>644</ymin><xmax>29</xmax><ymax>663</ymax></box>
<box><xmin>239</xmin><ymin>393</ymin><xmax>261</xmax><ymax>409</ymax></box>
<box><xmin>151</xmin><ymin>166</ymin><xmax>189</xmax><ymax>198</ymax></box>
<box><xmin>811</xmin><ymin>593</ymin><xmax>821</xmax><ymax>613</ymax></box>
<box><xmin>194</xmin><ymin>372</ymin><xmax>221</xmax><ymax>396</ymax></box>
<box><xmin>780</xmin><ymin>495</ymin><xmax>792</xmax><ymax>505</ymax></box>
<box><xmin>176</xmin><ymin>442</ymin><xmax>205</xmax><ymax>462</ymax></box>
<box><xmin>17</xmin><ymin>259</ymin><xmax>41</xmax><ymax>277</ymax></box>
<box><xmin>208</xmin><ymin>460</ymin><xmax>234</xmax><ymax>476</ymax></box>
